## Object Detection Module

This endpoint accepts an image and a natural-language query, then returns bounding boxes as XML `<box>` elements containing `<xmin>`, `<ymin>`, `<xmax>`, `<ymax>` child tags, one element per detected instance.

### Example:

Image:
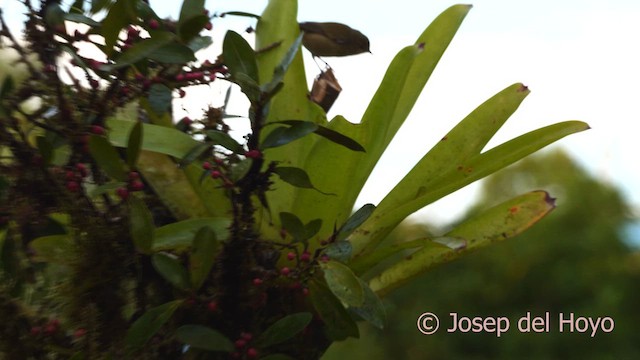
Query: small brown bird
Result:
<box><xmin>299</xmin><ymin>22</ymin><xmax>370</xmax><ymax>57</ymax></box>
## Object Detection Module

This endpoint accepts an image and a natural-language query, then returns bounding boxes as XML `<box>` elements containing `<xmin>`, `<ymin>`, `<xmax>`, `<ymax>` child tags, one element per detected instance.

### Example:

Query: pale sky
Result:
<box><xmin>2</xmin><ymin>0</ymin><xmax>639</xmax><ymax>226</ymax></box>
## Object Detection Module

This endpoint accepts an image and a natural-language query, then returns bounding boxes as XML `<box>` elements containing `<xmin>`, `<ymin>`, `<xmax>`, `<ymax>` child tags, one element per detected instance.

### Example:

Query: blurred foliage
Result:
<box><xmin>324</xmin><ymin>150</ymin><xmax>640</xmax><ymax>359</ymax></box>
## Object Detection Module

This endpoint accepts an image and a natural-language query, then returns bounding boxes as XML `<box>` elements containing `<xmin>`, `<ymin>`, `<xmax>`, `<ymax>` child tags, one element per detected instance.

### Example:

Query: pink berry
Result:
<box><xmin>90</xmin><ymin>125</ymin><xmax>105</xmax><ymax>135</ymax></box>
<box><xmin>65</xmin><ymin>170</ymin><xmax>76</xmax><ymax>181</ymax></box>
<box><xmin>245</xmin><ymin>150</ymin><xmax>261</xmax><ymax>159</ymax></box>
<box><xmin>246</xmin><ymin>348</ymin><xmax>258</xmax><ymax>358</ymax></box>
<box><xmin>252</xmin><ymin>278</ymin><xmax>263</xmax><ymax>286</ymax></box>
<box><xmin>302</xmin><ymin>287</ymin><xmax>310</xmax><ymax>296</ymax></box>
<box><xmin>207</xmin><ymin>301</ymin><xmax>218</xmax><ymax>312</ymax></box>
<box><xmin>241</xmin><ymin>332</ymin><xmax>253</xmax><ymax>341</ymax></box>
<box><xmin>210</xmin><ymin>170</ymin><xmax>222</xmax><ymax>179</ymax></box>
<box><xmin>116</xmin><ymin>187</ymin><xmax>129</xmax><ymax>200</ymax></box>
<box><xmin>202</xmin><ymin>162</ymin><xmax>212</xmax><ymax>170</ymax></box>
<box><xmin>76</xmin><ymin>163</ymin><xmax>88</xmax><ymax>177</ymax></box>
<box><xmin>287</xmin><ymin>252</ymin><xmax>295</xmax><ymax>261</ymax></box>
<box><xmin>280</xmin><ymin>267</ymin><xmax>290</xmax><ymax>276</ymax></box>
<box><xmin>204</xmin><ymin>22</ymin><xmax>213</xmax><ymax>31</ymax></box>
<box><xmin>128</xmin><ymin>171</ymin><xmax>140</xmax><ymax>180</ymax></box>
<box><xmin>181</xmin><ymin>116</ymin><xmax>192</xmax><ymax>125</ymax></box>
<box><xmin>148</xmin><ymin>19</ymin><xmax>159</xmax><ymax>30</ymax></box>
<box><xmin>175</xmin><ymin>73</ymin><xmax>185</xmax><ymax>82</ymax></box>
<box><xmin>300</xmin><ymin>251</ymin><xmax>311</xmax><ymax>262</ymax></box>
<box><xmin>178</xmin><ymin>89</ymin><xmax>186</xmax><ymax>98</ymax></box>
<box><xmin>73</xmin><ymin>328</ymin><xmax>87</xmax><ymax>339</ymax></box>
<box><xmin>66</xmin><ymin>181</ymin><xmax>80</xmax><ymax>192</ymax></box>
<box><xmin>130</xmin><ymin>180</ymin><xmax>144</xmax><ymax>192</ymax></box>
<box><xmin>234</xmin><ymin>339</ymin><xmax>247</xmax><ymax>349</ymax></box>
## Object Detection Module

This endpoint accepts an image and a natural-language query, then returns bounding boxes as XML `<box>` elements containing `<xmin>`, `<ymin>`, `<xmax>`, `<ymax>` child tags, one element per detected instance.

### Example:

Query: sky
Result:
<box><xmin>2</xmin><ymin>0</ymin><xmax>639</xmax><ymax>229</ymax></box>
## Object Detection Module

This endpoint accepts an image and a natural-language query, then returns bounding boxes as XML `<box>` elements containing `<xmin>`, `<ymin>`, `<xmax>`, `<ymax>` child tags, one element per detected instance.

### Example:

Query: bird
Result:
<box><xmin>299</xmin><ymin>22</ymin><xmax>370</xmax><ymax>58</ymax></box>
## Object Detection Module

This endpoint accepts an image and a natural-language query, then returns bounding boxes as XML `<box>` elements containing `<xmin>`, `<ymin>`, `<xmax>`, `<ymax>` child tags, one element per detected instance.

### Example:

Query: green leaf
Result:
<box><xmin>221</xmin><ymin>11</ymin><xmax>261</xmax><ymax>20</ymax></box>
<box><xmin>321</xmin><ymin>260</ymin><xmax>364</xmax><ymax>307</ymax></box>
<box><xmin>309</xmin><ymin>279</ymin><xmax>359</xmax><ymax>341</ymax></box>
<box><xmin>287</xmin><ymin>5</ymin><xmax>472</xmax><ymax>249</ymax></box>
<box><xmin>178</xmin><ymin>142</ymin><xmax>211</xmax><ymax>168</ymax></box>
<box><xmin>229</xmin><ymin>158</ymin><xmax>252</xmax><ymax>182</ymax></box>
<box><xmin>349</xmin><ymin>278</ymin><xmax>386</xmax><ymax>329</ymax></box>
<box><xmin>337</xmin><ymin>204</ymin><xmax>375</xmax><ymax>241</ymax></box>
<box><xmin>44</xmin><ymin>3</ymin><xmax>66</xmax><ymax>31</ymax></box>
<box><xmin>126</xmin><ymin>121</ymin><xmax>143</xmax><ymax>167</ymax></box>
<box><xmin>323</xmin><ymin>241</ymin><xmax>352</xmax><ymax>263</ymax></box>
<box><xmin>275</xmin><ymin>120</ymin><xmax>365</xmax><ymax>152</ymax></box>
<box><xmin>232</xmin><ymin>72</ymin><xmax>261</xmax><ymax>104</ymax></box>
<box><xmin>151</xmin><ymin>252</ymin><xmax>190</xmax><ymax>290</ymax></box>
<box><xmin>36</xmin><ymin>136</ymin><xmax>54</xmax><ymax>166</ymax></box>
<box><xmin>273</xmin><ymin>167</ymin><xmax>332</xmax><ymax>195</ymax></box>
<box><xmin>305</xmin><ymin>219</ymin><xmax>322</xmax><ymax>241</ymax></box>
<box><xmin>256</xmin><ymin>313</ymin><xmax>312</xmax><ymax>348</ymax></box>
<box><xmin>176</xmin><ymin>325</ymin><xmax>234</xmax><ymax>352</ymax></box>
<box><xmin>205</xmin><ymin>130</ymin><xmax>244</xmax><ymax>153</ymax></box>
<box><xmin>129</xmin><ymin>197</ymin><xmax>154</xmax><ymax>254</ymax></box>
<box><xmin>179</xmin><ymin>0</ymin><xmax>206</xmax><ymax>24</ymax></box>
<box><xmin>147</xmin><ymin>84</ymin><xmax>173</xmax><ymax>116</ymax></box>
<box><xmin>223</xmin><ymin>31</ymin><xmax>258</xmax><ymax>82</ymax></box>
<box><xmin>189</xmin><ymin>227</ymin><xmax>219</xmax><ymax>290</ymax></box>
<box><xmin>262</xmin><ymin>122</ymin><xmax>318</xmax><ymax>149</ymax></box>
<box><xmin>106</xmin><ymin>118</ymin><xmax>200</xmax><ymax>159</ymax></box>
<box><xmin>90</xmin><ymin>0</ymin><xmax>112</xmax><ymax>14</ymax></box>
<box><xmin>153</xmin><ymin>218</ymin><xmax>230</xmax><ymax>252</ymax></box>
<box><xmin>29</xmin><ymin>235</ymin><xmax>73</xmax><ymax>265</ymax></box>
<box><xmin>125</xmin><ymin>300</ymin><xmax>182</xmax><ymax>350</ymax></box>
<box><xmin>111</xmin><ymin>32</ymin><xmax>175</xmax><ymax>69</ymax></box>
<box><xmin>148</xmin><ymin>42</ymin><xmax>196</xmax><ymax>64</ymax></box>
<box><xmin>350</xmin><ymin>237</ymin><xmax>463</xmax><ymax>275</ymax></box>
<box><xmin>279</xmin><ymin>212</ymin><xmax>305</xmax><ymax>243</ymax></box>
<box><xmin>101</xmin><ymin>0</ymin><xmax>132</xmax><ymax>56</ymax></box>
<box><xmin>88</xmin><ymin>134</ymin><xmax>127</xmax><ymax>181</ymax></box>
<box><xmin>188</xmin><ymin>36</ymin><xmax>213</xmax><ymax>53</ymax></box>
<box><xmin>261</xmin><ymin>33</ymin><xmax>303</xmax><ymax>95</ymax></box>
<box><xmin>178</xmin><ymin>14</ymin><xmax>209</xmax><ymax>44</ymax></box>
<box><xmin>368</xmin><ymin>191</ymin><xmax>556</xmax><ymax>296</ymax></box>
<box><xmin>64</xmin><ymin>13</ymin><xmax>101</xmax><ymax>27</ymax></box>
<box><xmin>69</xmin><ymin>0</ymin><xmax>84</xmax><ymax>13</ymax></box>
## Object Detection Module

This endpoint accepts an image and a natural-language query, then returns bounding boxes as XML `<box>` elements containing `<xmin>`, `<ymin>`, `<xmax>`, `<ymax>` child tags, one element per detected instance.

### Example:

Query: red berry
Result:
<box><xmin>245</xmin><ymin>150</ymin><xmax>261</xmax><ymax>159</ymax></box>
<box><xmin>202</xmin><ymin>161</ymin><xmax>212</xmax><ymax>170</ymax></box>
<box><xmin>246</xmin><ymin>348</ymin><xmax>258</xmax><ymax>358</ymax></box>
<box><xmin>30</xmin><ymin>326</ymin><xmax>42</xmax><ymax>336</ymax></box>
<box><xmin>280</xmin><ymin>267</ymin><xmax>291</xmax><ymax>276</ymax></box>
<box><xmin>252</xmin><ymin>278</ymin><xmax>263</xmax><ymax>286</ymax></box>
<box><xmin>287</xmin><ymin>252</ymin><xmax>295</xmax><ymax>261</ymax></box>
<box><xmin>89</xmin><ymin>79</ymin><xmax>99</xmax><ymax>89</ymax></box>
<box><xmin>44</xmin><ymin>324</ymin><xmax>57</xmax><ymax>335</ymax></box>
<box><xmin>210</xmin><ymin>170</ymin><xmax>222</xmax><ymax>179</ymax></box>
<box><xmin>44</xmin><ymin>64</ymin><xmax>56</xmax><ymax>73</ymax></box>
<box><xmin>127</xmin><ymin>26</ymin><xmax>139</xmax><ymax>39</ymax></box>
<box><xmin>90</xmin><ymin>125</ymin><xmax>105</xmax><ymax>135</ymax></box>
<box><xmin>234</xmin><ymin>339</ymin><xmax>247</xmax><ymax>349</ymax></box>
<box><xmin>300</xmin><ymin>251</ymin><xmax>311</xmax><ymax>262</ymax></box>
<box><xmin>66</xmin><ymin>181</ymin><xmax>80</xmax><ymax>192</ymax></box>
<box><xmin>181</xmin><ymin>116</ymin><xmax>192</xmax><ymax>125</ymax></box>
<box><xmin>76</xmin><ymin>163</ymin><xmax>88</xmax><ymax>177</ymax></box>
<box><xmin>65</xmin><ymin>170</ymin><xmax>76</xmax><ymax>181</ymax></box>
<box><xmin>175</xmin><ymin>73</ymin><xmax>185</xmax><ymax>82</ymax></box>
<box><xmin>73</xmin><ymin>328</ymin><xmax>87</xmax><ymax>339</ymax></box>
<box><xmin>130</xmin><ymin>180</ymin><xmax>144</xmax><ymax>192</ymax></box>
<box><xmin>116</xmin><ymin>187</ymin><xmax>129</xmax><ymax>200</ymax></box>
<box><xmin>207</xmin><ymin>301</ymin><xmax>218</xmax><ymax>312</ymax></box>
<box><xmin>204</xmin><ymin>22</ymin><xmax>213</xmax><ymax>31</ymax></box>
<box><xmin>178</xmin><ymin>89</ymin><xmax>186</xmax><ymax>98</ymax></box>
<box><xmin>148</xmin><ymin>19</ymin><xmax>160</xmax><ymax>30</ymax></box>
<box><xmin>302</xmin><ymin>287</ymin><xmax>310</xmax><ymax>296</ymax></box>
<box><xmin>128</xmin><ymin>171</ymin><xmax>140</xmax><ymax>180</ymax></box>
<box><xmin>241</xmin><ymin>332</ymin><xmax>253</xmax><ymax>341</ymax></box>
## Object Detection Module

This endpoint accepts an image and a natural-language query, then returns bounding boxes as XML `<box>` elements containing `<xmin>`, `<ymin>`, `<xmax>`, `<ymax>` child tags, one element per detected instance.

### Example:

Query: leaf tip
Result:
<box><xmin>517</xmin><ymin>83</ymin><xmax>529</xmax><ymax>93</ymax></box>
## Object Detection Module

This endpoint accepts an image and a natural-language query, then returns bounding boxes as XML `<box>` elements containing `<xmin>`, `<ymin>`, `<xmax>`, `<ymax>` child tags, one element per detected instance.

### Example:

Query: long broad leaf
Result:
<box><xmin>350</xmin><ymin>121</ymin><xmax>588</xmax><ymax>255</ymax></box>
<box><xmin>368</xmin><ymin>191</ymin><xmax>556</xmax><ymax>296</ymax></box>
<box><xmin>289</xmin><ymin>6</ymin><xmax>472</xmax><ymax>246</ymax></box>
